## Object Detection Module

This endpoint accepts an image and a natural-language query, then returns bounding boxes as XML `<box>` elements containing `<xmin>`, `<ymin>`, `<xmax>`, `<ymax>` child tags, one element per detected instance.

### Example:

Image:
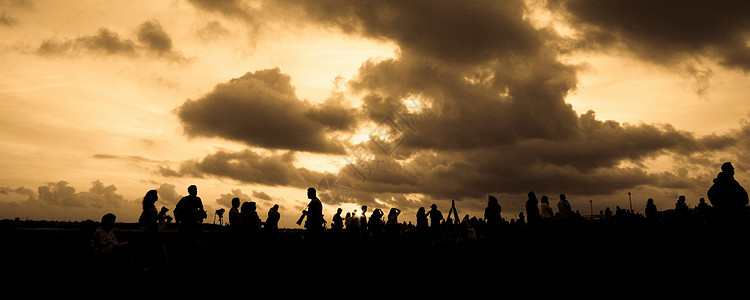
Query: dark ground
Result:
<box><xmin>2</xmin><ymin>217</ymin><xmax>748</xmax><ymax>290</ymax></box>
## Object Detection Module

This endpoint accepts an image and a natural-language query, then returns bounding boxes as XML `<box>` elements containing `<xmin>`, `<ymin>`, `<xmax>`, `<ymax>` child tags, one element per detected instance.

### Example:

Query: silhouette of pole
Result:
<box><xmin>589</xmin><ymin>200</ymin><xmax>593</xmax><ymax>218</ymax></box>
<box><xmin>628</xmin><ymin>192</ymin><xmax>632</xmax><ymax>212</ymax></box>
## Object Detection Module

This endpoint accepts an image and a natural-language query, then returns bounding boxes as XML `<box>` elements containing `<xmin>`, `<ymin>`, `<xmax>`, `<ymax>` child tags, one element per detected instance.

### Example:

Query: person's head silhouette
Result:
<box><xmin>101</xmin><ymin>213</ymin><xmax>116</xmax><ymax>230</ymax></box>
<box><xmin>307</xmin><ymin>187</ymin><xmax>316</xmax><ymax>199</ymax></box>
<box><xmin>722</xmin><ymin>162</ymin><xmax>735</xmax><ymax>176</ymax></box>
<box><xmin>232</xmin><ymin>197</ymin><xmax>240</xmax><ymax>208</ymax></box>
<box><xmin>488</xmin><ymin>195</ymin><xmax>498</xmax><ymax>206</ymax></box>
<box><xmin>188</xmin><ymin>185</ymin><xmax>197</xmax><ymax>196</ymax></box>
<box><xmin>143</xmin><ymin>189</ymin><xmax>158</xmax><ymax>208</ymax></box>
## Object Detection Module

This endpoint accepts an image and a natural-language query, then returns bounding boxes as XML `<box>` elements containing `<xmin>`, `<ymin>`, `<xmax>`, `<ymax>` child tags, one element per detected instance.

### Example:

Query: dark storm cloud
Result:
<box><xmin>164</xmin><ymin>149</ymin><xmax>326</xmax><ymax>187</ymax></box>
<box><xmin>175</xmin><ymin>68</ymin><xmax>358</xmax><ymax>154</ymax></box>
<box><xmin>547</xmin><ymin>0</ymin><xmax>750</xmax><ymax>71</ymax></box>
<box><xmin>35</xmin><ymin>20</ymin><xmax>189</xmax><ymax>62</ymax></box>
<box><xmin>274</xmin><ymin>0</ymin><xmax>551</xmax><ymax>66</ymax></box>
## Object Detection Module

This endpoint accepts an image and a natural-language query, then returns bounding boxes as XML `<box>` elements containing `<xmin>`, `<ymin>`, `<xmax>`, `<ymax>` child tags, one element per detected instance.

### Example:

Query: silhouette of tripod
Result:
<box><xmin>447</xmin><ymin>200</ymin><xmax>459</xmax><ymax>224</ymax></box>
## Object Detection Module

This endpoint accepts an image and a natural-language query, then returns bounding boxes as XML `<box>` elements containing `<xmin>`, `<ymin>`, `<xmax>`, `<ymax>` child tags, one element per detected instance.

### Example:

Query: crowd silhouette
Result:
<box><xmin>65</xmin><ymin>162</ymin><xmax>750</xmax><ymax>275</ymax></box>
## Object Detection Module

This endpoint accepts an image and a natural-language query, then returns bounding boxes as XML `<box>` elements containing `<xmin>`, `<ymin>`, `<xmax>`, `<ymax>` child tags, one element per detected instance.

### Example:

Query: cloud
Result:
<box><xmin>0</xmin><ymin>180</ymin><xmax>144</xmax><ymax>222</ymax></box>
<box><xmin>175</xmin><ymin>68</ymin><xmax>358</xmax><ymax>154</ymax></box>
<box><xmin>36</xmin><ymin>19</ymin><xmax>190</xmax><ymax>62</ymax></box>
<box><xmin>547</xmin><ymin>0</ymin><xmax>750</xmax><ymax>72</ymax></box>
<box><xmin>37</xmin><ymin>28</ymin><xmax>137</xmax><ymax>57</ymax></box>
<box><xmin>172</xmin><ymin>0</ymin><xmax>748</xmax><ymax>219</ymax></box>
<box><xmin>161</xmin><ymin>149</ymin><xmax>325</xmax><ymax>188</ymax></box>
<box><xmin>196</xmin><ymin>20</ymin><xmax>231</xmax><ymax>42</ymax></box>
<box><xmin>215</xmin><ymin>188</ymin><xmax>252</xmax><ymax>208</ymax></box>
<box><xmin>1</xmin><ymin>12</ymin><xmax>18</xmax><ymax>27</ymax></box>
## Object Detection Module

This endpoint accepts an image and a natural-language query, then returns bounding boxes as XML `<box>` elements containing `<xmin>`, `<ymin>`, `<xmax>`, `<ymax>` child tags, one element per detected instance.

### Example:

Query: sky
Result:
<box><xmin>2</xmin><ymin>0</ymin><xmax>750</xmax><ymax>229</ymax></box>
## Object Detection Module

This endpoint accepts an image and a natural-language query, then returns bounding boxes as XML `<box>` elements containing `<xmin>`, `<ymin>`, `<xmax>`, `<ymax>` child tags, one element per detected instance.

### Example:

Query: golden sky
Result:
<box><xmin>2</xmin><ymin>0</ymin><xmax>750</xmax><ymax>228</ymax></box>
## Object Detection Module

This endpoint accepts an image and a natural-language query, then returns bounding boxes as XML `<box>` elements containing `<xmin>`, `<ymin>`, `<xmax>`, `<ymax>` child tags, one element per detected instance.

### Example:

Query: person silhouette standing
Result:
<box><xmin>174</xmin><ymin>185</ymin><xmax>205</xmax><ymax>235</ymax></box>
<box><xmin>265</xmin><ymin>204</ymin><xmax>280</xmax><ymax>243</ymax></box>
<box><xmin>241</xmin><ymin>202</ymin><xmax>261</xmax><ymax>242</ymax></box>
<box><xmin>557</xmin><ymin>194</ymin><xmax>572</xmax><ymax>219</ymax></box>
<box><xmin>332</xmin><ymin>208</ymin><xmax>344</xmax><ymax>231</ymax></box>
<box><xmin>484</xmin><ymin>195</ymin><xmax>502</xmax><ymax>240</ymax></box>
<box><xmin>139</xmin><ymin>190</ymin><xmax>165</xmax><ymax>270</ymax></box>
<box><xmin>707</xmin><ymin>162</ymin><xmax>749</xmax><ymax>230</ymax></box>
<box><xmin>302</xmin><ymin>187</ymin><xmax>323</xmax><ymax>241</ymax></box>
<box><xmin>540</xmin><ymin>195</ymin><xmax>554</xmax><ymax>222</ymax></box>
<box><xmin>385</xmin><ymin>208</ymin><xmax>402</xmax><ymax>239</ymax></box>
<box><xmin>416</xmin><ymin>207</ymin><xmax>428</xmax><ymax>232</ymax></box>
<box><xmin>525</xmin><ymin>192</ymin><xmax>541</xmax><ymax>228</ymax></box>
<box><xmin>229</xmin><ymin>197</ymin><xmax>241</xmax><ymax>231</ymax></box>
<box><xmin>645</xmin><ymin>198</ymin><xmax>659</xmax><ymax>226</ymax></box>
<box><xmin>359</xmin><ymin>205</ymin><xmax>369</xmax><ymax>239</ymax></box>
<box><xmin>426</xmin><ymin>204</ymin><xmax>444</xmax><ymax>244</ymax></box>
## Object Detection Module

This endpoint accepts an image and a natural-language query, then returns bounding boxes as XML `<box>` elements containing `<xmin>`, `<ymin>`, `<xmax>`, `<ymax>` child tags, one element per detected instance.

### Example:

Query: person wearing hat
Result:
<box><xmin>426</xmin><ymin>204</ymin><xmax>444</xmax><ymax>243</ymax></box>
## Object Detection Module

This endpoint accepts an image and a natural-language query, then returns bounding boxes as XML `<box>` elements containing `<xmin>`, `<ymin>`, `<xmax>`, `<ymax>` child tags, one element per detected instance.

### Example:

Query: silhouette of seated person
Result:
<box><xmin>707</xmin><ymin>162</ymin><xmax>749</xmax><ymax>228</ymax></box>
<box><xmin>157</xmin><ymin>206</ymin><xmax>172</xmax><ymax>227</ymax></box>
<box><xmin>91</xmin><ymin>213</ymin><xmax>128</xmax><ymax>255</ymax></box>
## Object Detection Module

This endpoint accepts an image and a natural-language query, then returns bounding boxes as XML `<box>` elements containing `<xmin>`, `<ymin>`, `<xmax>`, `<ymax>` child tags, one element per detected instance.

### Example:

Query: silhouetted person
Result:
<box><xmin>360</xmin><ymin>205</ymin><xmax>369</xmax><ymax>238</ymax></box>
<box><xmin>241</xmin><ymin>201</ymin><xmax>261</xmax><ymax>240</ymax></box>
<box><xmin>707</xmin><ymin>162</ymin><xmax>749</xmax><ymax>229</ymax></box>
<box><xmin>557</xmin><ymin>194</ymin><xmax>572</xmax><ymax>219</ymax></box>
<box><xmin>139</xmin><ymin>190</ymin><xmax>159</xmax><ymax>234</ymax></box>
<box><xmin>416</xmin><ymin>207</ymin><xmax>428</xmax><ymax>232</ymax></box>
<box><xmin>386</xmin><ymin>207</ymin><xmax>402</xmax><ymax>238</ymax></box>
<box><xmin>540</xmin><ymin>195</ymin><xmax>554</xmax><ymax>221</ymax></box>
<box><xmin>174</xmin><ymin>185</ymin><xmax>205</xmax><ymax>234</ymax></box>
<box><xmin>484</xmin><ymin>195</ymin><xmax>502</xmax><ymax>239</ymax></box>
<box><xmin>91</xmin><ymin>213</ymin><xmax>128</xmax><ymax>255</ymax></box>
<box><xmin>368</xmin><ymin>208</ymin><xmax>385</xmax><ymax>239</ymax></box>
<box><xmin>301</xmin><ymin>187</ymin><xmax>323</xmax><ymax>240</ymax></box>
<box><xmin>332</xmin><ymin>208</ymin><xmax>344</xmax><ymax>231</ymax></box>
<box><xmin>645</xmin><ymin>198</ymin><xmax>658</xmax><ymax>225</ymax></box>
<box><xmin>696</xmin><ymin>197</ymin><xmax>711</xmax><ymax>227</ymax></box>
<box><xmin>675</xmin><ymin>195</ymin><xmax>689</xmax><ymax>218</ymax></box>
<box><xmin>138</xmin><ymin>190</ymin><xmax>165</xmax><ymax>270</ymax></box>
<box><xmin>157</xmin><ymin>206</ymin><xmax>172</xmax><ymax>227</ymax></box>
<box><xmin>229</xmin><ymin>197</ymin><xmax>241</xmax><ymax>233</ymax></box>
<box><xmin>525</xmin><ymin>192</ymin><xmax>540</xmax><ymax>227</ymax></box>
<box><xmin>426</xmin><ymin>204</ymin><xmax>444</xmax><ymax>242</ymax></box>
<box><xmin>265</xmin><ymin>204</ymin><xmax>280</xmax><ymax>241</ymax></box>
